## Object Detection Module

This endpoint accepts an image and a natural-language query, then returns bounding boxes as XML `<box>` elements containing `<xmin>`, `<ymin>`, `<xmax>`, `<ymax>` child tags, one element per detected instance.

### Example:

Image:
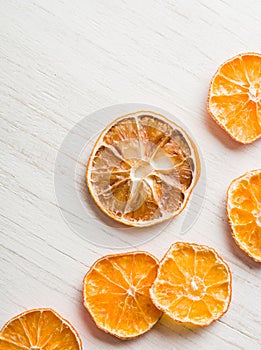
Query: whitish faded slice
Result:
<box><xmin>86</xmin><ymin>110</ymin><xmax>200</xmax><ymax>227</ymax></box>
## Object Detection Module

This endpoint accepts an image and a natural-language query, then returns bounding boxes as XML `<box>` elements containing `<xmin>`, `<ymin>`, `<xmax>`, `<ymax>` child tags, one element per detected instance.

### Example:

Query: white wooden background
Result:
<box><xmin>0</xmin><ymin>0</ymin><xmax>260</xmax><ymax>349</ymax></box>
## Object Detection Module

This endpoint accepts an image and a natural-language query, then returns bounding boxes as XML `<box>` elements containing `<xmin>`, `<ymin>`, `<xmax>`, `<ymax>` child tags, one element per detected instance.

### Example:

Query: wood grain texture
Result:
<box><xmin>0</xmin><ymin>0</ymin><xmax>260</xmax><ymax>349</ymax></box>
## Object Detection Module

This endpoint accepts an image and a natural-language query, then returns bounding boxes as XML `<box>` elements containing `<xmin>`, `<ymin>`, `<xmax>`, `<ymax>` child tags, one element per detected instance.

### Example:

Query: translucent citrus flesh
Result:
<box><xmin>227</xmin><ymin>169</ymin><xmax>261</xmax><ymax>262</ymax></box>
<box><xmin>208</xmin><ymin>53</ymin><xmax>261</xmax><ymax>143</ymax></box>
<box><xmin>0</xmin><ymin>309</ymin><xmax>81</xmax><ymax>350</ymax></box>
<box><xmin>83</xmin><ymin>252</ymin><xmax>162</xmax><ymax>339</ymax></box>
<box><xmin>87</xmin><ymin>112</ymin><xmax>200</xmax><ymax>226</ymax></box>
<box><xmin>150</xmin><ymin>243</ymin><xmax>231</xmax><ymax>326</ymax></box>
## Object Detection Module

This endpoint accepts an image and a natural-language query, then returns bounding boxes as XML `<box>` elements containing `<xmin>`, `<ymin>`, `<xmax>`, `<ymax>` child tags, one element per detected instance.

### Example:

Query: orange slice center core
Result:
<box><xmin>188</xmin><ymin>276</ymin><xmax>206</xmax><ymax>300</ymax></box>
<box><xmin>126</xmin><ymin>285</ymin><xmax>137</xmax><ymax>297</ymax></box>
<box><xmin>131</xmin><ymin>160</ymin><xmax>153</xmax><ymax>180</ymax></box>
<box><xmin>249</xmin><ymin>83</ymin><xmax>261</xmax><ymax>102</ymax></box>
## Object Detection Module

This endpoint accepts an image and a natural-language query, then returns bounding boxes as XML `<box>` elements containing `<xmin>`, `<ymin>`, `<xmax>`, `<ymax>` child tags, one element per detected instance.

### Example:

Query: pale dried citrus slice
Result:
<box><xmin>227</xmin><ymin>169</ymin><xmax>261</xmax><ymax>262</ymax></box>
<box><xmin>208</xmin><ymin>52</ymin><xmax>261</xmax><ymax>143</ymax></box>
<box><xmin>86</xmin><ymin>111</ymin><xmax>200</xmax><ymax>227</ymax></box>
<box><xmin>150</xmin><ymin>242</ymin><xmax>232</xmax><ymax>326</ymax></box>
<box><xmin>0</xmin><ymin>308</ymin><xmax>82</xmax><ymax>350</ymax></box>
<box><xmin>83</xmin><ymin>251</ymin><xmax>162</xmax><ymax>339</ymax></box>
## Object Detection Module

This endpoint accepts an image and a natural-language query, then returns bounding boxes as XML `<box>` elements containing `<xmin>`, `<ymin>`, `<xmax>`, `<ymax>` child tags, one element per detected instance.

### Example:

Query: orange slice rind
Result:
<box><xmin>87</xmin><ymin>111</ymin><xmax>200</xmax><ymax>227</ymax></box>
<box><xmin>83</xmin><ymin>251</ymin><xmax>162</xmax><ymax>339</ymax></box>
<box><xmin>0</xmin><ymin>308</ymin><xmax>82</xmax><ymax>350</ymax></box>
<box><xmin>150</xmin><ymin>242</ymin><xmax>232</xmax><ymax>326</ymax></box>
<box><xmin>227</xmin><ymin>169</ymin><xmax>261</xmax><ymax>262</ymax></box>
<box><xmin>208</xmin><ymin>52</ymin><xmax>261</xmax><ymax>144</ymax></box>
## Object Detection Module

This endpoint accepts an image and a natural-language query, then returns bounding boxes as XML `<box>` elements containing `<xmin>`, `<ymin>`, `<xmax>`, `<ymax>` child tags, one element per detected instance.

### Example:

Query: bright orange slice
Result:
<box><xmin>150</xmin><ymin>242</ymin><xmax>232</xmax><ymax>326</ymax></box>
<box><xmin>0</xmin><ymin>308</ymin><xmax>82</xmax><ymax>350</ymax></box>
<box><xmin>83</xmin><ymin>251</ymin><xmax>162</xmax><ymax>339</ymax></box>
<box><xmin>227</xmin><ymin>169</ymin><xmax>261</xmax><ymax>262</ymax></box>
<box><xmin>208</xmin><ymin>53</ymin><xmax>261</xmax><ymax>143</ymax></box>
<box><xmin>87</xmin><ymin>111</ymin><xmax>200</xmax><ymax>227</ymax></box>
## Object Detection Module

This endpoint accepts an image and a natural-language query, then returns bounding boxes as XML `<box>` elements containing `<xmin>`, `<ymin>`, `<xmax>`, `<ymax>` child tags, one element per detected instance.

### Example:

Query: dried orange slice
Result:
<box><xmin>0</xmin><ymin>308</ymin><xmax>82</xmax><ymax>349</ymax></box>
<box><xmin>150</xmin><ymin>242</ymin><xmax>232</xmax><ymax>326</ymax></box>
<box><xmin>208</xmin><ymin>53</ymin><xmax>261</xmax><ymax>143</ymax></box>
<box><xmin>83</xmin><ymin>251</ymin><xmax>162</xmax><ymax>339</ymax></box>
<box><xmin>227</xmin><ymin>169</ymin><xmax>261</xmax><ymax>262</ymax></box>
<box><xmin>87</xmin><ymin>111</ymin><xmax>200</xmax><ymax>227</ymax></box>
